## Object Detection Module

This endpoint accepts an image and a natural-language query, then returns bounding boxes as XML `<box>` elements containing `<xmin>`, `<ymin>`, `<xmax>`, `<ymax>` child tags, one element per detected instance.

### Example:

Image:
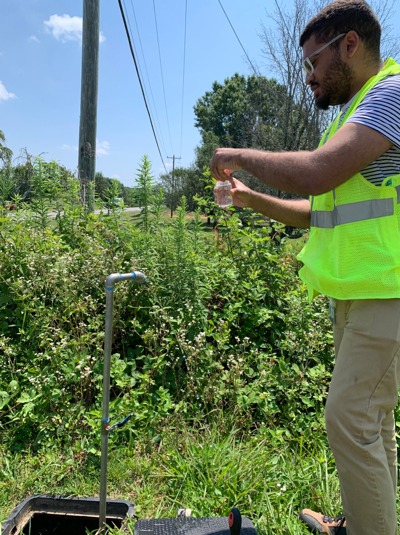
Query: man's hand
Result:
<box><xmin>227</xmin><ymin>177</ymin><xmax>253</xmax><ymax>208</ymax></box>
<box><xmin>210</xmin><ymin>148</ymin><xmax>242</xmax><ymax>182</ymax></box>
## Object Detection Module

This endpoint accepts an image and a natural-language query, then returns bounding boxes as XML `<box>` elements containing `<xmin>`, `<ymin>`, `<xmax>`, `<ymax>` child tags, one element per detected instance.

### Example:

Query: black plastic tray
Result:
<box><xmin>2</xmin><ymin>494</ymin><xmax>134</xmax><ymax>535</ymax></box>
<box><xmin>134</xmin><ymin>516</ymin><xmax>258</xmax><ymax>535</ymax></box>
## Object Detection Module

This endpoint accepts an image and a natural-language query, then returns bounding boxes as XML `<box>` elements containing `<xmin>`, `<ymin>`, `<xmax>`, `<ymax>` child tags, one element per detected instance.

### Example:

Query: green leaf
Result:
<box><xmin>292</xmin><ymin>363</ymin><xmax>301</xmax><ymax>375</ymax></box>
<box><xmin>22</xmin><ymin>402</ymin><xmax>35</xmax><ymax>415</ymax></box>
<box><xmin>9</xmin><ymin>380</ymin><xmax>18</xmax><ymax>393</ymax></box>
<box><xmin>0</xmin><ymin>391</ymin><xmax>10</xmax><ymax>410</ymax></box>
<box><xmin>17</xmin><ymin>392</ymin><xmax>32</xmax><ymax>403</ymax></box>
<box><xmin>300</xmin><ymin>396</ymin><xmax>315</xmax><ymax>408</ymax></box>
<box><xmin>278</xmin><ymin>360</ymin><xmax>287</xmax><ymax>374</ymax></box>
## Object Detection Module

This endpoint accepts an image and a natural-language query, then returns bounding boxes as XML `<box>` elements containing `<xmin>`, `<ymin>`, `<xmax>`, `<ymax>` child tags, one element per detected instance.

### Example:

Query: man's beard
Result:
<box><xmin>315</xmin><ymin>52</ymin><xmax>354</xmax><ymax>110</ymax></box>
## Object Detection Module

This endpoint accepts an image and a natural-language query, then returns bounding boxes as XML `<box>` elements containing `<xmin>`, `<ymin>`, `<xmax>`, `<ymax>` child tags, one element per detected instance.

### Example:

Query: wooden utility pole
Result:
<box><xmin>78</xmin><ymin>0</ymin><xmax>100</xmax><ymax>211</ymax></box>
<box><xmin>167</xmin><ymin>155</ymin><xmax>181</xmax><ymax>217</ymax></box>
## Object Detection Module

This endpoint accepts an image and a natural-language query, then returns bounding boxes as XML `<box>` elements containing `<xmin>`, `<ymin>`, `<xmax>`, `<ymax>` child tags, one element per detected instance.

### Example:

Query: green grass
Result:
<box><xmin>0</xmin><ymin>420</ymin><xmax>344</xmax><ymax>535</ymax></box>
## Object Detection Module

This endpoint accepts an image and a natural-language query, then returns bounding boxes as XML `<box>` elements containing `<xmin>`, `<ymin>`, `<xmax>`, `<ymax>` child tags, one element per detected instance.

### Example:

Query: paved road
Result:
<box><xmin>93</xmin><ymin>207</ymin><xmax>141</xmax><ymax>214</ymax></box>
<box><xmin>48</xmin><ymin>207</ymin><xmax>141</xmax><ymax>217</ymax></box>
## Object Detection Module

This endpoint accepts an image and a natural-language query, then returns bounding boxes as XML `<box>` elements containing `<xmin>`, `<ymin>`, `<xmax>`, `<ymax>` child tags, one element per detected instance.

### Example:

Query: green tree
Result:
<box><xmin>0</xmin><ymin>129</ymin><xmax>13</xmax><ymax>164</ymax></box>
<box><xmin>192</xmin><ymin>73</ymin><xmax>309</xmax><ymax>200</ymax></box>
<box><xmin>94</xmin><ymin>171</ymin><xmax>111</xmax><ymax>202</ymax></box>
<box><xmin>194</xmin><ymin>131</ymin><xmax>220</xmax><ymax>174</ymax></box>
<box><xmin>193</xmin><ymin>74</ymin><xmax>288</xmax><ymax>154</ymax></box>
<box><xmin>160</xmin><ymin>166</ymin><xmax>206</xmax><ymax>214</ymax></box>
<box><xmin>123</xmin><ymin>186</ymin><xmax>138</xmax><ymax>207</ymax></box>
<box><xmin>95</xmin><ymin>171</ymin><xmax>136</xmax><ymax>206</ymax></box>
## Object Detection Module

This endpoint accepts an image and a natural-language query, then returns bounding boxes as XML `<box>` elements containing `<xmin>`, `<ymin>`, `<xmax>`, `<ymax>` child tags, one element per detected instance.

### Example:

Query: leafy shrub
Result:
<box><xmin>0</xmin><ymin>157</ymin><xmax>334</xmax><ymax>452</ymax></box>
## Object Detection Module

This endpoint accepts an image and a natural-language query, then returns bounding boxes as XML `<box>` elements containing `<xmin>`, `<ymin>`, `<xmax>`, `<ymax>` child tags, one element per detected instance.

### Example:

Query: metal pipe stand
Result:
<box><xmin>99</xmin><ymin>271</ymin><xmax>146</xmax><ymax>530</ymax></box>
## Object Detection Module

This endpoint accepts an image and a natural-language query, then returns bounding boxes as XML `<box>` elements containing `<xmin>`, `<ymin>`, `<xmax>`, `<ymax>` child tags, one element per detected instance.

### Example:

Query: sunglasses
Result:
<box><xmin>302</xmin><ymin>33</ymin><xmax>347</xmax><ymax>77</ymax></box>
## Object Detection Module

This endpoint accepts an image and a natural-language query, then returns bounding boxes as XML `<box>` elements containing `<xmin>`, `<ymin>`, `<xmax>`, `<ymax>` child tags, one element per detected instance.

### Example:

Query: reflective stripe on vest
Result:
<box><xmin>310</xmin><ymin>185</ymin><xmax>400</xmax><ymax>229</ymax></box>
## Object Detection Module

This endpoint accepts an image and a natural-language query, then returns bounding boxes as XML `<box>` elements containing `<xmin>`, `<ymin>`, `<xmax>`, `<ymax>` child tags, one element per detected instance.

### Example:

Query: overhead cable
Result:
<box><xmin>117</xmin><ymin>0</ymin><xmax>169</xmax><ymax>174</ymax></box>
<box><xmin>152</xmin><ymin>0</ymin><xmax>174</xmax><ymax>154</ymax></box>
<box><xmin>179</xmin><ymin>0</ymin><xmax>188</xmax><ymax>158</ymax></box>
<box><xmin>216</xmin><ymin>0</ymin><xmax>258</xmax><ymax>75</ymax></box>
<box><xmin>122</xmin><ymin>0</ymin><xmax>164</xmax><ymax>155</ymax></box>
<box><xmin>129</xmin><ymin>0</ymin><xmax>168</xmax><ymax>157</ymax></box>
<box><xmin>217</xmin><ymin>0</ymin><xmax>301</xmax><ymax>153</ymax></box>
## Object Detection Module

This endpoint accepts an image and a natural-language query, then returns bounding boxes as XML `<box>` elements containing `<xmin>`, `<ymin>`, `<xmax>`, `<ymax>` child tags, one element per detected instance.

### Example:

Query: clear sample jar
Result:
<box><xmin>214</xmin><ymin>181</ymin><xmax>232</xmax><ymax>208</ymax></box>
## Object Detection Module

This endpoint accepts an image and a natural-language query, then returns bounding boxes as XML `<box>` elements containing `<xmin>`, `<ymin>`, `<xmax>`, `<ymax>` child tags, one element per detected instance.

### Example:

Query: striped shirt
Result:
<box><xmin>331</xmin><ymin>74</ymin><xmax>400</xmax><ymax>186</ymax></box>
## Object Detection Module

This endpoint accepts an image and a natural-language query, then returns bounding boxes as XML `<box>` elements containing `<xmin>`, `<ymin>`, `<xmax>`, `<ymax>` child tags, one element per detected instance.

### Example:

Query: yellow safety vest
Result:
<box><xmin>297</xmin><ymin>58</ymin><xmax>400</xmax><ymax>302</ymax></box>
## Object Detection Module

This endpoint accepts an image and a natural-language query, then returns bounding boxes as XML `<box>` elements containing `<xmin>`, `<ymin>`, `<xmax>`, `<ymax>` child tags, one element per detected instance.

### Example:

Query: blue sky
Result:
<box><xmin>1</xmin><ymin>0</ymin><xmax>399</xmax><ymax>187</ymax></box>
<box><xmin>0</xmin><ymin>0</ymin><xmax>282</xmax><ymax>187</ymax></box>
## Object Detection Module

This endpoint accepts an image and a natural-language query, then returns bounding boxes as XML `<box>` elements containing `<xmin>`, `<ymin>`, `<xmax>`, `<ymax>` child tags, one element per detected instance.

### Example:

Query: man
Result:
<box><xmin>210</xmin><ymin>1</ymin><xmax>400</xmax><ymax>534</ymax></box>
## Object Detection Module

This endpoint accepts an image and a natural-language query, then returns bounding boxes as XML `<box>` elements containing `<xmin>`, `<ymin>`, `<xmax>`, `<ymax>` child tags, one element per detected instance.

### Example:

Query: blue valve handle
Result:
<box><xmin>116</xmin><ymin>414</ymin><xmax>132</xmax><ymax>428</ymax></box>
<box><xmin>107</xmin><ymin>414</ymin><xmax>132</xmax><ymax>432</ymax></box>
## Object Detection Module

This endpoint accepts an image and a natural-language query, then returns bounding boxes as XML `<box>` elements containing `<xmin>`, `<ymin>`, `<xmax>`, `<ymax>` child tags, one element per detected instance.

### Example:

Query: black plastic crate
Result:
<box><xmin>2</xmin><ymin>495</ymin><xmax>134</xmax><ymax>535</ymax></box>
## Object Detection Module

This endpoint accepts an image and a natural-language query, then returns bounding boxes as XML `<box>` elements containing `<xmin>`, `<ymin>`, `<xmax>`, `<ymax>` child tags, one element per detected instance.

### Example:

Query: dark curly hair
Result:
<box><xmin>299</xmin><ymin>0</ymin><xmax>381</xmax><ymax>62</ymax></box>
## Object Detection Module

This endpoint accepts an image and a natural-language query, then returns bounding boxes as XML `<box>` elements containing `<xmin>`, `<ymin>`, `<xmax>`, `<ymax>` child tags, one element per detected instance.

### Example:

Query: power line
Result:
<box><xmin>122</xmin><ymin>0</ymin><xmax>164</xmax><ymax>155</ymax></box>
<box><xmin>216</xmin><ymin>0</ymin><xmax>282</xmax><ymax>146</ymax></box>
<box><xmin>117</xmin><ymin>0</ymin><xmax>169</xmax><ymax>174</ymax></box>
<box><xmin>273</xmin><ymin>0</ymin><xmax>298</xmax><ymax>52</ymax></box>
<box><xmin>152</xmin><ymin>0</ymin><xmax>174</xmax><ymax>154</ymax></box>
<box><xmin>216</xmin><ymin>0</ymin><xmax>258</xmax><ymax>75</ymax></box>
<box><xmin>129</xmin><ymin>0</ymin><xmax>169</xmax><ymax>158</ymax></box>
<box><xmin>179</xmin><ymin>0</ymin><xmax>188</xmax><ymax>158</ymax></box>
<box><xmin>217</xmin><ymin>0</ymin><xmax>299</xmax><ymax>151</ymax></box>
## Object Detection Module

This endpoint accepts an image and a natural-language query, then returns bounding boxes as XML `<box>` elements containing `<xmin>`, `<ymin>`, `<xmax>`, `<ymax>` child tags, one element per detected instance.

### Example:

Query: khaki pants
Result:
<box><xmin>326</xmin><ymin>299</ymin><xmax>400</xmax><ymax>535</ymax></box>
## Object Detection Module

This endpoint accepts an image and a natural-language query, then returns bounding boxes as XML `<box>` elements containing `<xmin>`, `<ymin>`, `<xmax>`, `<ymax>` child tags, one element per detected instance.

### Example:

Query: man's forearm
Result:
<box><xmin>211</xmin><ymin>124</ymin><xmax>395</xmax><ymax>196</ymax></box>
<box><xmin>248</xmin><ymin>191</ymin><xmax>310</xmax><ymax>229</ymax></box>
<box><xmin>238</xmin><ymin>149</ymin><xmax>314</xmax><ymax>196</ymax></box>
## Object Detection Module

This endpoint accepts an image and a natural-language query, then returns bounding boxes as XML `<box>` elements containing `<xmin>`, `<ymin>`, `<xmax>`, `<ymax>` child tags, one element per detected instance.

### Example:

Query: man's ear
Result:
<box><xmin>344</xmin><ymin>30</ymin><xmax>360</xmax><ymax>59</ymax></box>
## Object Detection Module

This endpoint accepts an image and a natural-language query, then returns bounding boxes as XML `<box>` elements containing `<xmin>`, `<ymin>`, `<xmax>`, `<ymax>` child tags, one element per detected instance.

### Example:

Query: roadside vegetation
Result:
<box><xmin>0</xmin><ymin>152</ymin><xmax>344</xmax><ymax>533</ymax></box>
<box><xmin>1</xmin><ymin>0</ymin><xmax>400</xmax><ymax>531</ymax></box>
<box><xmin>1</xmin><ymin>153</ymin><xmax>400</xmax><ymax>534</ymax></box>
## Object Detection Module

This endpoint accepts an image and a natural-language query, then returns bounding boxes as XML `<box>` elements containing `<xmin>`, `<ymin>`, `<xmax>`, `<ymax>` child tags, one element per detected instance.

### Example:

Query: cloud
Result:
<box><xmin>28</xmin><ymin>35</ymin><xmax>40</xmax><ymax>43</ymax></box>
<box><xmin>60</xmin><ymin>144</ymin><xmax>78</xmax><ymax>151</ymax></box>
<box><xmin>96</xmin><ymin>140</ymin><xmax>109</xmax><ymax>156</ymax></box>
<box><xmin>44</xmin><ymin>14</ymin><xmax>105</xmax><ymax>43</ymax></box>
<box><xmin>112</xmin><ymin>174</ymin><xmax>120</xmax><ymax>179</ymax></box>
<box><xmin>44</xmin><ymin>14</ymin><xmax>82</xmax><ymax>41</ymax></box>
<box><xmin>0</xmin><ymin>81</ymin><xmax>16</xmax><ymax>103</ymax></box>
